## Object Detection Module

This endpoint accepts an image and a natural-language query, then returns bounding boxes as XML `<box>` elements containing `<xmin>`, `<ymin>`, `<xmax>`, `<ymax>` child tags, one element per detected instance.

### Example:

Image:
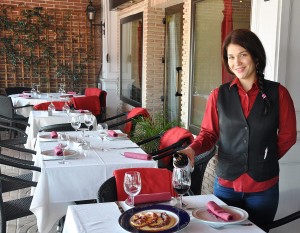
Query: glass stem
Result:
<box><xmin>179</xmin><ymin>195</ymin><xmax>183</xmax><ymax>208</ymax></box>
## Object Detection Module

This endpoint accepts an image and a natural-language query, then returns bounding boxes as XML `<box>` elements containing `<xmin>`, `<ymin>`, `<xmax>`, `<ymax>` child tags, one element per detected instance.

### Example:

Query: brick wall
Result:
<box><xmin>0</xmin><ymin>0</ymin><xmax>102</xmax><ymax>93</ymax></box>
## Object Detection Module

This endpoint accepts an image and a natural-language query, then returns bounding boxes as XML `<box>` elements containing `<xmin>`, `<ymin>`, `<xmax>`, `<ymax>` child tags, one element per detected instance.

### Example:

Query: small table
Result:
<box><xmin>9</xmin><ymin>93</ymin><xmax>70</xmax><ymax>117</ymax></box>
<box><xmin>62</xmin><ymin>195</ymin><xmax>265</xmax><ymax>233</ymax></box>
<box><xmin>25</xmin><ymin>110</ymin><xmax>97</xmax><ymax>149</ymax></box>
<box><xmin>30</xmin><ymin>130</ymin><xmax>157</xmax><ymax>233</ymax></box>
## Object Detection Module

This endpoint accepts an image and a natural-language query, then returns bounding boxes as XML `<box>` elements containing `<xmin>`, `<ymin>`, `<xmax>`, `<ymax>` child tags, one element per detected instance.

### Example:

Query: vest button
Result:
<box><xmin>243</xmin><ymin>139</ymin><xmax>247</xmax><ymax>143</ymax></box>
<box><xmin>244</xmin><ymin>127</ymin><xmax>248</xmax><ymax>130</ymax></box>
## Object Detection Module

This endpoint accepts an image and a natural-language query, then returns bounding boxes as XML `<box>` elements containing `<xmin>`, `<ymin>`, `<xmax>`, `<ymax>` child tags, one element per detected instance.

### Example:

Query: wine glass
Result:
<box><xmin>62</xmin><ymin>97</ymin><xmax>70</xmax><ymax>114</ymax></box>
<box><xmin>172</xmin><ymin>167</ymin><xmax>191</xmax><ymax>209</ymax></box>
<box><xmin>97</xmin><ymin>123</ymin><xmax>108</xmax><ymax>151</ymax></box>
<box><xmin>84</xmin><ymin>113</ymin><xmax>94</xmax><ymax>135</ymax></box>
<box><xmin>58</xmin><ymin>133</ymin><xmax>68</xmax><ymax>164</ymax></box>
<box><xmin>123</xmin><ymin>171</ymin><xmax>142</xmax><ymax>207</ymax></box>
<box><xmin>71</xmin><ymin>115</ymin><xmax>81</xmax><ymax>132</ymax></box>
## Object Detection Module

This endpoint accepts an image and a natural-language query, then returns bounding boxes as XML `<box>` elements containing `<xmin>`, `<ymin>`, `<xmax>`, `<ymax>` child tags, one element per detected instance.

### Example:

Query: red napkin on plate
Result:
<box><xmin>107</xmin><ymin>130</ymin><xmax>118</xmax><ymax>137</ymax></box>
<box><xmin>51</xmin><ymin>131</ymin><xmax>58</xmax><ymax>138</ymax></box>
<box><xmin>134</xmin><ymin>192</ymin><xmax>172</xmax><ymax>205</ymax></box>
<box><xmin>207</xmin><ymin>201</ymin><xmax>233</xmax><ymax>221</ymax></box>
<box><xmin>18</xmin><ymin>94</ymin><xmax>31</xmax><ymax>98</ymax></box>
<box><xmin>54</xmin><ymin>146</ymin><xmax>63</xmax><ymax>156</ymax></box>
<box><xmin>123</xmin><ymin>152</ymin><xmax>151</xmax><ymax>160</ymax></box>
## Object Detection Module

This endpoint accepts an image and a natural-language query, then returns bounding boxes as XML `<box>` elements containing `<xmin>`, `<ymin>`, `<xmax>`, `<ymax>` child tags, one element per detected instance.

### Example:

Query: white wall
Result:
<box><xmin>252</xmin><ymin>1</ymin><xmax>300</xmax><ymax>232</ymax></box>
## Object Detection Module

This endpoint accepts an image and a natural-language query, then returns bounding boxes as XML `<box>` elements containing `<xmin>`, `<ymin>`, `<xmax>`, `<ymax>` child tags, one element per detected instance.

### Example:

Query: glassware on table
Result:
<box><xmin>97</xmin><ymin>123</ymin><xmax>108</xmax><ymax>151</ymax></box>
<box><xmin>62</xmin><ymin>97</ymin><xmax>70</xmax><ymax>114</ymax></box>
<box><xmin>172</xmin><ymin>167</ymin><xmax>191</xmax><ymax>209</ymax></box>
<box><xmin>31</xmin><ymin>83</ymin><xmax>37</xmax><ymax>96</ymax></box>
<box><xmin>84</xmin><ymin>113</ymin><xmax>94</xmax><ymax>135</ymax></box>
<box><xmin>58</xmin><ymin>132</ymin><xmax>68</xmax><ymax>164</ymax></box>
<box><xmin>36</xmin><ymin>84</ymin><xmax>41</xmax><ymax>97</ymax></box>
<box><xmin>71</xmin><ymin>115</ymin><xmax>81</xmax><ymax>132</ymax></box>
<box><xmin>123</xmin><ymin>171</ymin><xmax>142</xmax><ymax>207</ymax></box>
<box><xmin>47</xmin><ymin>96</ymin><xmax>55</xmax><ymax>116</ymax></box>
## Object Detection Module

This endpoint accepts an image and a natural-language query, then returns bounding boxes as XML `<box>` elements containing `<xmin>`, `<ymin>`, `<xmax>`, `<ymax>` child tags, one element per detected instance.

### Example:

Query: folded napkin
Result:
<box><xmin>51</xmin><ymin>131</ymin><xmax>58</xmax><ymax>138</ymax></box>
<box><xmin>54</xmin><ymin>145</ymin><xmax>63</xmax><ymax>156</ymax></box>
<box><xmin>67</xmin><ymin>91</ymin><xmax>76</xmax><ymax>94</ymax></box>
<box><xmin>134</xmin><ymin>192</ymin><xmax>172</xmax><ymax>205</ymax></box>
<box><xmin>207</xmin><ymin>201</ymin><xmax>233</xmax><ymax>221</ymax></box>
<box><xmin>123</xmin><ymin>152</ymin><xmax>151</xmax><ymax>160</ymax></box>
<box><xmin>22</xmin><ymin>91</ymin><xmax>31</xmax><ymax>94</ymax></box>
<box><xmin>18</xmin><ymin>94</ymin><xmax>31</xmax><ymax>97</ymax></box>
<box><xmin>107</xmin><ymin>130</ymin><xmax>118</xmax><ymax>137</ymax></box>
<box><xmin>78</xmin><ymin>109</ymin><xmax>85</xmax><ymax>113</ymax></box>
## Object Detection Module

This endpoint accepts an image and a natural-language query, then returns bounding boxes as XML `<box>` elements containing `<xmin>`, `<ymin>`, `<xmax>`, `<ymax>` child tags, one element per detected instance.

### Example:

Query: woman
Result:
<box><xmin>180</xmin><ymin>29</ymin><xmax>297</xmax><ymax>231</ymax></box>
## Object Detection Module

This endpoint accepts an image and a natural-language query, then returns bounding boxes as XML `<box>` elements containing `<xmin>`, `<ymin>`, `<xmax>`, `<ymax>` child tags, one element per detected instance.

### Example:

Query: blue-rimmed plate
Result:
<box><xmin>119</xmin><ymin>204</ymin><xmax>190</xmax><ymax>233</ymax></box>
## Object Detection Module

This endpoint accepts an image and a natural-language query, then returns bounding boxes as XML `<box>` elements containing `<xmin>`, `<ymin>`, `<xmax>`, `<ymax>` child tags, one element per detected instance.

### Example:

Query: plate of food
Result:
<box><xmin>39</xmin><ymin>134</ymin><xmax>59</xmax><ymax>142</ymax></box>
<box><xmin>106</xmin><ymin>133</ymin><xmax>128</xmax><ymax>141</ymax></box>
<box><xmin>41</xmin><ymin>149</ymin><xmax>78</xmax><ymax>160</ymax></box>
<box><xmin>192</xmin><ymin>205</ymin><xmax>248</xmax><ymax>228</ymax></box>
<box><xmin>119</xmin><ymin>204</ymin><xmax>190</xmax><ymax>233</ymax></box>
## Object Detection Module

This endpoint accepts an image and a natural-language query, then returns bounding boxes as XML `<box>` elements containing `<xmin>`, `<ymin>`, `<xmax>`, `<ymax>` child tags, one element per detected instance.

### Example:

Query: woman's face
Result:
<box><xmin>227</xmin><ymin>43</ymin><xmax>257</xmax><ymax>82</ymax></box>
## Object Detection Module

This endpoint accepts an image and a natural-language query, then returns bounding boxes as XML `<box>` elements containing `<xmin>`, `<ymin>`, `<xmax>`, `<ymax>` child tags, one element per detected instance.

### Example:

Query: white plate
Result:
<box><xmin>41</xmin><ymin>149</ymin><xmax>78</xmax><ymax>160</ymax></box>
<box><xmin>192</xmin><ymin>205</ymin><xmax>248</xmax><ymax>228</ymax></box>
<box><xmin>125</xmin><ymin>197</ymin><xmax>178</xmax><ymax>207</ymax></box>
<box><xmin>106</xmin><ymin>133</ymin><xmax>128</xmax><ymax>140</ymax></box>
<box><xmin>39</xmin><ymin>134</ymin><xmax>58</xmax><ymax>142</ymax></box>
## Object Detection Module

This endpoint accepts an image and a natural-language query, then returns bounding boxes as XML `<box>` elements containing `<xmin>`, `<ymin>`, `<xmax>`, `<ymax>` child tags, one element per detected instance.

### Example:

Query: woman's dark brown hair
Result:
<box><xmin>222</xmin><ymin>29</ymin><xmax>271</xmax><ymax>116</ymax></box>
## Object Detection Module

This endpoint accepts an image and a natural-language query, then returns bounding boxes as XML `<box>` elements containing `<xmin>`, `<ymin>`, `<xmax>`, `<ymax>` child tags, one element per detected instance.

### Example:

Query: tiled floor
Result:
<box><xmin>1</xmin><ymin>131</ymin><xmax>57</xmax><ymax>233</ymax></box>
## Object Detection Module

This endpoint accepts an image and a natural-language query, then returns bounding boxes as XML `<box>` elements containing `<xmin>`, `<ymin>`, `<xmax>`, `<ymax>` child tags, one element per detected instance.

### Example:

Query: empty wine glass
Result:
<box><xmin>123</xmin><ymin>171</ymin><xmax>142</xmax><ymax>207</ymax></box>
<box><xmin>62</xmin><ymin>97</ymin><xmax>70</xmax><ymax>114</ymax></box>
<box><xmin>31</xmin><ymin>83</ymin><xmax>37</xmax><ymax>96</ymax></box>
<box><xmin>58</xmin><ymin>133</ymin><xmax>68</xmax><ymax>164</ymax></box>
<box><xmin>84</xmin><ymin>113</ymin><xmax>94</xmax><ymax>136</ymax></box>
<box><xmin>97</xmin><ymin>123</ymin><xmax>108</xmax><ymax>151</ymax></box>
<box><xmin>172</xmin><ymin>167</ymin><xmax>191</xmax><ymax>209</ymax></box>
<box><xmin>71</xmin><ymin>115</ymin><xmax>81</xmax><ymax>132</ymax></box>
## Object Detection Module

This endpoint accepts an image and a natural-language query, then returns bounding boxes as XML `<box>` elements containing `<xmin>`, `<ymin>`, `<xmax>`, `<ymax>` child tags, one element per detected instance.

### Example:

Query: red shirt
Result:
<box><xmin>190</xmin><ymin>78</ymin><xmax>297</xmax><ymax>192</ymax></box>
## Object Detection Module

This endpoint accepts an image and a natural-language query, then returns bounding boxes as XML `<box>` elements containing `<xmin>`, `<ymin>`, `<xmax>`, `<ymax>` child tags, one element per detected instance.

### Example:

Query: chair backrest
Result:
<box><xmin>190</xmin><ymin>145</ymin><xmax>217</xmax><ymax>195</ymax></box>
<box><xmin>123</xmin><ymin>107</ymin><xmax>150</xmax><ymax>134</ymax></box>
<box><xmin>157</xmin><ymin>126</ymin><xmax>194</xmax><ymax>167</ymax></box>
<box><xmin>0</xmin><ymin>96</ymin><xmax>14</xmax><ymax>118</ymax></box>
<box><xmin>33</xmin><ymin>101</ymin><xmax>67</xmax><ymax>111</ymax></box>
<box><xmin>113</xmin><ymin>167</ymin><xmax>176</xmax><ymax>201</ymax></box>
<box><xmin>71</xmin><ymin>96</ymin><xmax>101</xmax><ymax>116</ymax></box>
<box><xmin>5</xmin><ymin>87</ymin><xmax>31</xmax><ymax>96</ymax></box>
<box><xmin>84</xmin><ymin>87</ymin><xmax>101</xmax><ymax>97</ymax></box>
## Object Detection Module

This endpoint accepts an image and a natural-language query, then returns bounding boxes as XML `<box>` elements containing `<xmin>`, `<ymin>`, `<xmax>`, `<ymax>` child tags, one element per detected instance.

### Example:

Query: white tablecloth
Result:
<box><xmin>62</xmin><ymin>195</ymin><xmax>265</xmax><ymax>233</ymax></box>
<box><xmin>25</xmin><ymin>110</ymin><xmax>97</xmax><ymax>149</ymax></box>
<box><xmin>30</xmin><ymin>131</ymin><xmax>157</xmax><ymax>233</ymax></box>
<box><xmin>10</xmin><ymin>93</ymin><xmax>68</xmax><ymax>117</ymax></box>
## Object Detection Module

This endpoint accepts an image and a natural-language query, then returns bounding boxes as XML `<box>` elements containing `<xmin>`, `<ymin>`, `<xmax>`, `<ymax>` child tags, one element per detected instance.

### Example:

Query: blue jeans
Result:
<box><xmin>213</xmin><ymin>179</ymin><xmax>279</xmax><ymax>231</ymax></box>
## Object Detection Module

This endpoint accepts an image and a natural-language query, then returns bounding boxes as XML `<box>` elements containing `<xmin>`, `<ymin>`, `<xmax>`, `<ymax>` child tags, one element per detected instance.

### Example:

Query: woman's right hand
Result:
<box><xmin>177</xmin><ymin>147</ymin><xmax>196</xmax><ymax>166</ymax></box>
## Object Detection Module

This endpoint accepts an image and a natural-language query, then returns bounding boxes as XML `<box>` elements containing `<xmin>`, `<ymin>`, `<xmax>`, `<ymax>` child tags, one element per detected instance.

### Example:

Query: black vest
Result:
<box><xmin>216</xmin><ymin>80</ymin><xmax>279</xmax><ymax>181</ymax></box>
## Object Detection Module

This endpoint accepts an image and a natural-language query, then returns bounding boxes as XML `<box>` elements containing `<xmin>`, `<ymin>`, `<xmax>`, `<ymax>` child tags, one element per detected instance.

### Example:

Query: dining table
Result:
<box><xmin>9</xmin><ymin>92</ymin><xmax>75</xmax><ymax>117</ymax></box>
<box><xmin>30</xmin><ymin>130</ymin><xmax>157</xmax><ymax>233</ymax></box>
<box><xmin>25</xmin><ymin>110</ymin><xmax>97</xmax><ymax>149</ymax></box>
<box><xmin>62</xmin><ymin>194</ymin><xmax>266</xmax><ymax>233</ymax></box>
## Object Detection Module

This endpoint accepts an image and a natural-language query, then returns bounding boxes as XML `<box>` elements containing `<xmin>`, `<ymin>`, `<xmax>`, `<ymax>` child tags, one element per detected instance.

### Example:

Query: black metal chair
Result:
<box><xmin>99</xmin><ymin>107</ymin><xmax>150</xmax><ymax>138</ymax></box>
<box><xmin>4</xmin><ymin>87</ymin><xmax>32</xmax><ymax>96</ymax></box>
<box><xmin>0</xmin><ymin>172</ymin><xmax>37</xmax><ymax>233</ymax></box>
<box><xmin>38</xmin><ymin>123</ymin><xmax>90</xmax><ymax>132</ymax></box>
<box><xmin>0</xmin><ymin>96</ymin><xmax>32</xmax><ymax>137</ymax></box>
<box><xmin>261</xmin><ymin>211</ymin><xmax>300</xmax><ymax>232</ymax></box>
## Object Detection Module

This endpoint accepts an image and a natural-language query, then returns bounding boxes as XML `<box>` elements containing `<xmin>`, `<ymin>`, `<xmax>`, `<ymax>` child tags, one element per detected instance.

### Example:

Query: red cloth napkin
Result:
<box><xmin>22</xmin><ymin>91</ymin><xmax>31</xmax><ymax>94</ymax></box>
<box><xmin>107</xmin><ymin>130</ymin><xmax>118</xmax><ymax>137</ymax></box>
<box><xmin>67</xmin><ymin>91</ymin><xmax>76</xmax><ymax>94</ymax></box>
<box><xmin>207</xmin><ymin>201</ymin><xmax>233</xmax><ymax>221</ymax></box>
<box><xmin>123</xmin><ymin>152</ymin><xmax>151</xmax><ymax>160</ymax></box>
<box><xmin>54</xmin><ymin>146</ymin><xmax>63</xmax><ymax>156</ymax></box>
<box><xmin>134</xmin><ymin>192</ymin><xmax>172</xmax><ymax>205</ymax></box>
<box><xmin>51</xmin><ymin>131</ymin><xmax>58</xmax><ymax>138</ymax></box>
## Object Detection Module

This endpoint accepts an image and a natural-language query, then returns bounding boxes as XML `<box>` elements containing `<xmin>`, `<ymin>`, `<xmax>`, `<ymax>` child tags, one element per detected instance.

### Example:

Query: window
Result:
<box><xmin>189</xmin><ymin>0</ymin><xmax>251</xmax><ymax>134</ymax></box>
<box><xmin>120</xmin><ymin>12</ymin><xmax>143</xmax><ymax>106</ymax></box>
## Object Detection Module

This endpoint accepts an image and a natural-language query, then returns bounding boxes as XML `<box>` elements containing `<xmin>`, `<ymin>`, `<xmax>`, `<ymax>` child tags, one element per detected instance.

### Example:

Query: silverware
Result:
<box><xmin>110</xmin><ymin>147</ymin><xmax>140</xmax><ymax>149</ymax></box>
<box><xmin>115</xmin><ymin>201</ymin><xmax>125</xmax><ymax>213</ymax></box>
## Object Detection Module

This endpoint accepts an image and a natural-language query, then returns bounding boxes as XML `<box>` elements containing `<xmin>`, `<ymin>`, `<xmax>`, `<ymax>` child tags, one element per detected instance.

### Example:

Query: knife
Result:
<box><xmin>115</xmin><ymin>201</ymin><xmax>125</xmax><ymax>213</ymax></box>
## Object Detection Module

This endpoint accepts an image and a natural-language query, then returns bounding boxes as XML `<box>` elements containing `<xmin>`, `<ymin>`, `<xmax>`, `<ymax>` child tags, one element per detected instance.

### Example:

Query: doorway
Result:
<box><xmin>164</xmin><ymin>4</ymin><xmax>183</xmax><ymax>122</ymax></box>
